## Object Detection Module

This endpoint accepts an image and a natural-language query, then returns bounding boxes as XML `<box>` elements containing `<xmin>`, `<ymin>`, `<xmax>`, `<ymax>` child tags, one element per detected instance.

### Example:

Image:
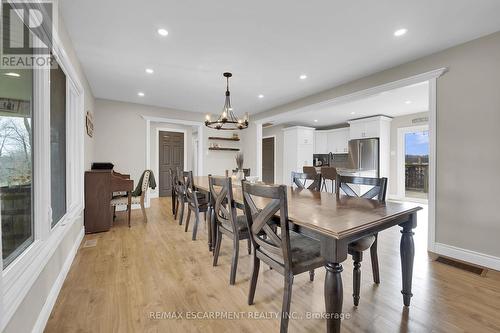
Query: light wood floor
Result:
<box><xmin>45</xmin><ymin>198</ymin><xmax>500</xmax><ymax>333</ymax></box>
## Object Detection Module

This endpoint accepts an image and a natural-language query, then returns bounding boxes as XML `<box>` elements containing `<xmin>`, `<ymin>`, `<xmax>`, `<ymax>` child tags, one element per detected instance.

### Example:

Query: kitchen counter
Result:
<box><xmin>312</xmin><ymin>166</ymin><xmax>378</xmax><ymax>176</ymax></box>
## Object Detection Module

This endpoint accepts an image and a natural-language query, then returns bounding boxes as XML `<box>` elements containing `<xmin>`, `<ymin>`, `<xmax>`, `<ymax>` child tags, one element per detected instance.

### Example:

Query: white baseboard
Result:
<box><xmin>31</xmin><ymin>227</ymin><xmax>84</xmax><ymax>333</ymax></box>
<box><xmin>434</xmin><ymin>242</ymin><xmax>500</xmax><ymax>271</ymax></box>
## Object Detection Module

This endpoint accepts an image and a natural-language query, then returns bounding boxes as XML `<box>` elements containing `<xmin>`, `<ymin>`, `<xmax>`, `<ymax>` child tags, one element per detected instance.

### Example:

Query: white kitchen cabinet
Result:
<box><xmin>314</xmin><ymin>131</ymin><xmax>328</xmax><ymax>154</ymax></box>
<box><xmin>349</xmin><ymin>117</ymin><xmax>386</xmax><ymax>139</ymax></box>
<box><xmin>283</xmin><ymin>126</ymin><xmax>315</xmax><ymax>185</ymax></box>
<box><xmin>327</xmin><ymin>128</ymin><xmax>349</xmax><ymax>153</ymax></box>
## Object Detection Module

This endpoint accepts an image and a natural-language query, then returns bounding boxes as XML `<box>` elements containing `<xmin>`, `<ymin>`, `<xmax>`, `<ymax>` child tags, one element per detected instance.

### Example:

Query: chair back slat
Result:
<box><xmin>242</xmin><ymin>181</ymin><xmax>292</xmax><ymax>269</ymax></box>
<box><xmin>291</xmin><ymin>171</ymin><xmax>322</xmax><ymax>191</ymax></box>
<box><xmin>209</xmin><ymin>176</ymin><xmax>238</xmax><ymax>234</ymax></box>
<box><xmin>336</xmin><ymin>175</ymin><xmax>388</xmax><ymax>202</ymax></box>
<box><xmin>168</xmin><ymin>169</ymin><xmax>177</xmax><ymax>193</ymax></box>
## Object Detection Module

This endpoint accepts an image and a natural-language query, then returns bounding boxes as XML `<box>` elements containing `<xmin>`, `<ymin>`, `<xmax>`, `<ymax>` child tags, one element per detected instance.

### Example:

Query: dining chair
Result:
<box><xmin>291</xmin><ymin>171</ymin><xmax>322</xmax><ymax>191</ymax></box>
<box><xmin>336</xmin><ymin>174</ymin><xmax>388</xmax><ymax>306</ymax></box>
<box><xmin>320</xmin><ymin>166</ymin><xmax>337</xmax><ymax>193</ymax></box>
<box><xmin>210</xmin><ymin>176</ymin><xmax>252</xmax><ymax>285</ymax></box>
<box><xmin>168</xmin><ymin>169</ymin><xmax>177</xmax><ymax>216</ymax></box>
<box><xmin>174</xmin><ymin>168</ymin><xmax>187</xmax><ymax>225</ymax></box>
<box><xmin>302</xmin><ymin>166</ymin><xmax>317</xmax><ymax>175</ymax></box>
<box><xmin>181</xmin><ymin>170</ymin><xmax>209</xmax><ymax>240</ymax></box>
<box><xmin>232</xmin><ymin>168</ymin><xmax>251</xmax><ymax>177</ymax></box>
<box><xmin>242</xmin><ymin>181</ymin><xmax>324</xmax><ymax>333</ymax></box>
<box><xmin>110</xmin><ymin>170</ymin><xmax>151</xmax><ymax>227</ymax></box>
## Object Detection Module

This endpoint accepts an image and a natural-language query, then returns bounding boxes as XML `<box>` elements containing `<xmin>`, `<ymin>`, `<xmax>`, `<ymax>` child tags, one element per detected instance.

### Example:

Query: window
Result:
<box><xmin>50</xmin><ymin>59</ymin><xmax>67</xmax><ymax>226</ymax></box>
<box><xmin>0</xmin><ymin>12</ymin><xmax>34</xmax><ymax>267</ymax></box>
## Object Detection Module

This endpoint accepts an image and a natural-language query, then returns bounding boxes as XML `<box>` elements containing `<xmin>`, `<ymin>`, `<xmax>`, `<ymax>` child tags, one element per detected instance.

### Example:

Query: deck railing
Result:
<box><xmin>405</xmin><ymin>164</ymin><xmax>428</xmax><ymax>193</ymax></box>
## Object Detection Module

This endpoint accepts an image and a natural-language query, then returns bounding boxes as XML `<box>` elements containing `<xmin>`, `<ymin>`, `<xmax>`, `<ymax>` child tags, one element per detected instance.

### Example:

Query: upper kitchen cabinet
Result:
<box><xmin>283</xmin><ymin>126</ymin><xmax>315</xmax><ymax>185</ymax></box>
<box><xmin>348</xmin><ymin>116</ymin><xmax>391</xmax><ymax>139</ymax></box>
<box><xmin>327</xmin><ymin>128</ymin><xmax>349</xmax><ymax>153</ymax></box>
<box><xmin>314</xmin><ymin>131</ymin><xmax>328</xmax><ymax>154</ymax></box>
<box><xmin>314</xmin><ymin>128</ymin><xmax>349</xmax><ymax>154</ymax></box>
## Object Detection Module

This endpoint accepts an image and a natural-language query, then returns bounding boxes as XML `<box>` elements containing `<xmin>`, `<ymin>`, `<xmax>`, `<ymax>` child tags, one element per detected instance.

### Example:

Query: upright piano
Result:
<box><xmin>84</xmin><ymin>163</ymin><xmax>133</xmax><ymax>233</ymax></box>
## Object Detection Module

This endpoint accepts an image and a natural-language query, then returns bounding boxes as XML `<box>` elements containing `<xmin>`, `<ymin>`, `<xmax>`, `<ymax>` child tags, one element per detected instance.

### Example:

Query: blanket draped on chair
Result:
<box><xmin>132</xmin><ymin>170</ymin><xmax>157</xmax><ymax>196</ymax></box>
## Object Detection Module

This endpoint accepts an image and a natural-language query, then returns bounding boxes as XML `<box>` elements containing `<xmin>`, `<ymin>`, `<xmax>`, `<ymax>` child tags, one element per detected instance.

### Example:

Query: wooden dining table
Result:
<box><xmin>193</xmin><ymin>176</ymin><xmax>422</xmax><ymax>333</ymax></box>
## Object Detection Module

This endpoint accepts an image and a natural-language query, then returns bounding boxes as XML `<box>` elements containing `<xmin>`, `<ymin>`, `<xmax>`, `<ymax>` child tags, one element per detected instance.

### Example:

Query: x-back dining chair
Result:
<box><xmin>180</xmin><ymin>170</ymin><xmax>209</xmax><ymax>240</ymax></box>
<box><xmin>320</xmin><ymin>166</ymin><xmax>337</xmax><ymax>193</ymax></box>
<box><xmin>242</xmin><ymin>181</ymin><xmax>324</xmax><ymax>333</ymax></box>
<box><xmin>174</xmin><ymin>168</ymin><xmax>187</xmax><ymax>225</ymax></box>
<box><xmin>168</xmin><ymin>169</ymin><xmax>177</xmax><ymax>216</ymax></box>
<box><xmin>291</xmin><ymin>171</ymin><xmax>322</xmax><ymax>191</ymax></box>
<box><xmin>210</xmin><ymin>176</ymin><xmax>251</xmax><ymax>285</ymax></box>
<box><xmin>336</xmin><ymin>174</ymin><xmax>388</xmax><ymax>306</ymax></box>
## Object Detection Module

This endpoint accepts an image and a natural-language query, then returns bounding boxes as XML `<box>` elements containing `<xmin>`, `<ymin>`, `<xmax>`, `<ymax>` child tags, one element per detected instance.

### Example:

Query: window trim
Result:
<box><xmin>0</xmin><ymin>26</ymin><xmax>85</xmax><ymax>330</ymax></box>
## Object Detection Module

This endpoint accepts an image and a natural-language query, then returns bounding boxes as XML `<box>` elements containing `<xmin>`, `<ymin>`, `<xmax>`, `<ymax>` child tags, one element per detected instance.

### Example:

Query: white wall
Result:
<box><xmin>203</xmin><ymin>127</ymin><xmax>242</xmax><ymax>176</ymax></box>
<box><xmin>388</xmin><ymin>112</ymin><xmax>429</xmax><ymax>197</ymax></box>
<box><xmin>93</xmin><ymin>99</ymin><xmax>201</xmax><ymax>182</ymax></box>
<box><xmin>93</xmin><ymin>99</ymin><xmax>242</xmax><ymax>182</ymax></box>
<box><xmin>2</xmin><ymin>5</ymin><xmax>95</xmax><ymax>332</ymax></box>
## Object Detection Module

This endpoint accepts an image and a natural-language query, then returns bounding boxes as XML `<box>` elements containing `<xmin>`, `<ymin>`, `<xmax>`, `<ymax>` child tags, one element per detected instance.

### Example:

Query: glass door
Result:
<box><xmin>404</xmin><ymin>129</ymin><xmax>429</xmax><ymax>200</ymax></box>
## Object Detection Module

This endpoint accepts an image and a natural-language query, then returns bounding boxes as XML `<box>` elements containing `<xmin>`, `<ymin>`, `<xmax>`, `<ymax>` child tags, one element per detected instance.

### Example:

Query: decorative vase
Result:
<box><xmin>234</xmin><ymin>169</ymin><xmax>245</xmax><ymax>182</ymax></box>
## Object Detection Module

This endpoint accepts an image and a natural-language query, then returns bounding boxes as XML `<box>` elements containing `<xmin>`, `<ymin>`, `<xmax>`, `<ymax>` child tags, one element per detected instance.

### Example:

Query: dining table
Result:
<box><xmin>192</xmin><ymin>176</ymin><xmax>422</xmax><ymax>333</ymax></box>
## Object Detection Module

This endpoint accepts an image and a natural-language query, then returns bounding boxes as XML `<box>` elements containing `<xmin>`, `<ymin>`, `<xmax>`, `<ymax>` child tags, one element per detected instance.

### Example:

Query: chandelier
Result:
<box><xmin>205</xmin><ymin>72</ymin><xmax>249</xmax><ymax>130</ymax></box>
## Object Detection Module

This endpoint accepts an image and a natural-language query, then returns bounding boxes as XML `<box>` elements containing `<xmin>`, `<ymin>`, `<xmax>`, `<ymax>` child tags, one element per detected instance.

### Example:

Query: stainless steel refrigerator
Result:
<box><xmin>347</xmin><ymin>138</ymin><xmax>379</xmax><ymax>176</ymax></box>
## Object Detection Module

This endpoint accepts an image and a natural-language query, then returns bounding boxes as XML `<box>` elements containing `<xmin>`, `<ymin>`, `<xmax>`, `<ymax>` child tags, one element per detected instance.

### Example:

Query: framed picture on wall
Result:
<box><xmin>85</xmin><ymin>111</ymin><xmax>94</xmax><ymax>137</ymax></box>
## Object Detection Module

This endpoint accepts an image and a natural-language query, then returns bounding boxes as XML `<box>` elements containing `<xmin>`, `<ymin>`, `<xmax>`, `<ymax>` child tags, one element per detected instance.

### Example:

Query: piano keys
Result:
<box><xmin>84</xmin><ymin>163</ymin><xmax>133</xmax><ymax>233</ymax></box>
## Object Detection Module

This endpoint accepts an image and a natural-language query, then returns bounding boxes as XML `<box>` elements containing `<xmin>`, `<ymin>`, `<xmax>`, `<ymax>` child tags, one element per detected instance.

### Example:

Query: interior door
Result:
<box><xmin>159</xmin><ymin>131</ymin><xmax>184</xmax><ymax>197</ymax></box>
<box><xmin>262</xmin><ymin>137</ymin><xmax>275</xmax><ymax>183</ymax></box>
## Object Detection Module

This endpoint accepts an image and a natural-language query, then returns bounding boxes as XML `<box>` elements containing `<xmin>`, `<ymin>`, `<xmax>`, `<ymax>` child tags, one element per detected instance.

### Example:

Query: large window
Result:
<box><xmin>50</xmin><ymin>59</ymin><xmax>67</xmax><ymax>226</ymax></box>
<box><xmin>0</xmin><ymin>11</ymin><xmax>34</xmax><ymax>267</ymax></box>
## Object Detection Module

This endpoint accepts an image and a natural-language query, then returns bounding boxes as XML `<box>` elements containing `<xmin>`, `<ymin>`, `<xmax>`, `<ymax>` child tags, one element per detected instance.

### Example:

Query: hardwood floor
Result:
<box><xmin>45</xmin><ymin>198</ymin><xmax>500</xmax><ymax>333</ymax></box>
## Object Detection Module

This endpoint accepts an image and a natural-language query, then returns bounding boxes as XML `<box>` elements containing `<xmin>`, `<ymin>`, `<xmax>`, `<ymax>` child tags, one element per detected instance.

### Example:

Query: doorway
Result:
<box><xmin>398</xmin><ymin>125</ymin><xmax>429</xmax><ymax>202</ymax></box>
<box><xmin>158</xmin><ymin>131</ymin><xmax>184</xmax><ymax>197</ymax></box>
<box><xmin>262</xmin><ymin>136</ymin><xmax>275</xmax><ymax>183</ymax></box>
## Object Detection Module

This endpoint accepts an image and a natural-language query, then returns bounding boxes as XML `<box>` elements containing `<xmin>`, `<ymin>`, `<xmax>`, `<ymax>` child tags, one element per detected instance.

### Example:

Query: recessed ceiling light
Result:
<box><xmin>157</xmin><ymin>28</ymin><xmax>169</xmax><ymax>36</ymax></box>
<box><xmin>394</xmin><ymin>28</ymin><xmax>407</xmax><ymax>37</ymax></box>
<box><xmin>314</xmin><ymin>119</ymin><xmax>318</xmax><ymax>122</ymax></box>
<box><xmin>4</xmin><ymin>72</ymin><xmax>20</xmax><ymax>77</ymax></box>
<box><xmin>145</xmin><ymin>68</ymin><xmax>154</xmax><ymax>74</ymax></box>
<box><xmin>299</xmin><ymin>74</ymin><xmax>307</xmax><ymax>80</ymax></box>
<box><xmin>258</xmin><ymin>94</ymin><xmax>264</xmax><ymax>99</ymax></box>
<box><xmin>350</xmin><ymin>112</ymin><xmax>356</xmax><ymax>115</ymax></box>
<box><xmin>405</xmin><ymin>100</ymin><xmax>412</xmax><ymax>104</ymax></box>
<box><xmin>138</xmin><ymin>92</ymin><xmax>145</xmax><ymax>97</ymax></box>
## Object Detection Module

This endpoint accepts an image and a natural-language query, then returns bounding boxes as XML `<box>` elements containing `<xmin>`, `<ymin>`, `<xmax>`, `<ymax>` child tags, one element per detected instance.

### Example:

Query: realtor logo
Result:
<box><xmin>1</xmin><ymin>0</ymin><xmax>54</xmax><ymax>68</ymax></box>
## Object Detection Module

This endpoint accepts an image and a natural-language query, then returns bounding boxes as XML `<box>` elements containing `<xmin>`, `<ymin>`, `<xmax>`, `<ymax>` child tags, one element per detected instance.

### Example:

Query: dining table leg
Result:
<box><xmin>400</xmin><ymin>212</ymin><xmax>417</xmax><ymax>306</ymax></box>
<box><xmin>325</xmin><ymin>262</ymin><xmax>343</xmax><ymax>333</ymax></box>
<box><xmin>321</xmin><ymin>238</ymin><xmax>348</xmax><ymax>333</ymax></box>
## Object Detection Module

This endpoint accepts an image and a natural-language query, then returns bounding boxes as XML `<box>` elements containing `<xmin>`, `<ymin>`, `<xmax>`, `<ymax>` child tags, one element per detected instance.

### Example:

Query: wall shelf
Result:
<box><xmin>208</xmin><ymin>136</ymin><xmax>240</xmax><ymax>141</ymax></box>
<box><xmin>208</xmin><ymin>147</ymin><xmax>240</xmax><ymax>151</ymax></box>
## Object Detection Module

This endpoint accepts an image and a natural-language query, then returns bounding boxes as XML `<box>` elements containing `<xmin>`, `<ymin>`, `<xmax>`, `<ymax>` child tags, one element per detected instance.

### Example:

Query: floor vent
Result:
<box><xmin>83</xmin><ymin>239</ymin><xmax>98</xmax><ymax>248</ymax></box>
<box><xmin>435</xmin><ymin>256</ymin><xmax>485</xmax><ymax>275</ymax></box>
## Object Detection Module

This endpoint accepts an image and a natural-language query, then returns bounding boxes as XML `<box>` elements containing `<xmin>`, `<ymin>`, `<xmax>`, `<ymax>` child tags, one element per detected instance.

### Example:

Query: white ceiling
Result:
<box><xmin>272</xmin><ymin>81</ymin><xmax>429</xmax><ymax>128</ymax></box>
<box><xmin>60</xmin><ymin>0</ymin><xmax>500</xmax><ymax>118</ymax></box>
